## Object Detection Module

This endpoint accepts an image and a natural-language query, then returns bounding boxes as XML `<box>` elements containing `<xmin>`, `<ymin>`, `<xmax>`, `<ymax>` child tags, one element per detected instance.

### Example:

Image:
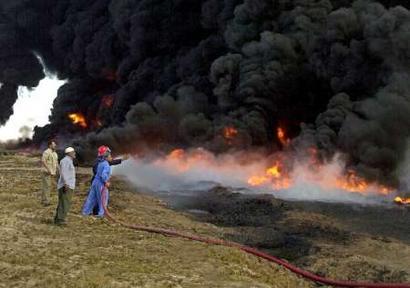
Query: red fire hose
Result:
<box><xmin>100</xmin><ymin>187</ymin><xmax>410</xmax><ymax>288</ymax></box>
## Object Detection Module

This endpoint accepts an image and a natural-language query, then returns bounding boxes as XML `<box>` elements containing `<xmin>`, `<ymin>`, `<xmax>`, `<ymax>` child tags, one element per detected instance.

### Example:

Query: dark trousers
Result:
<box><xmin>54</xmin><ymin>187</ymin><xmax>74</xmax><ymax>225</ymax></box>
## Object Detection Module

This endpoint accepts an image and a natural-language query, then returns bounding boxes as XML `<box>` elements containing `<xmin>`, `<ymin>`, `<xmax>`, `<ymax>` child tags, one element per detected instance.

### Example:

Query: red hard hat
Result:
<box><xmin>97</xmin><ymin>145</ymin><xmax>111</xmax><ymax>157</ymax></box>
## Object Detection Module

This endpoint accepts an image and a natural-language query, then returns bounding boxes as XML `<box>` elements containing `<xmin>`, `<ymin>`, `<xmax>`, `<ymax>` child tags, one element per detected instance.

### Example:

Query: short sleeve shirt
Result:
<box><xmin>42</xmin><ymin>148</ymin><xmax>58</xmax><ymax>175</ymax></box>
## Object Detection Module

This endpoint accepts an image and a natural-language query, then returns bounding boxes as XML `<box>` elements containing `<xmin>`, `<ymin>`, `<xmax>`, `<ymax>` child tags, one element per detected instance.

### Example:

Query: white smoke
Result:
<box><xmin>283</xmin><ymin>159</ymin><xmax>393</xmax><ymax>204</ymax></box>
<box><xmin>113</xmin><ymin>149</ymin><xmax>396</xmax><ymax>205</ymax></box>
<box><xmin>113</xmin><ymin>150</ymin><xmax>265</xmax><ymax>191</ymax></box>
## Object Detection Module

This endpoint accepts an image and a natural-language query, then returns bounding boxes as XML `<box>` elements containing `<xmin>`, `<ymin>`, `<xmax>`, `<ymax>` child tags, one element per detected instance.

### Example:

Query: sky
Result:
<box><xmin>0</xmin><ymin>75</ymin><xmax>65</xmax><ymax>141</ymax></box>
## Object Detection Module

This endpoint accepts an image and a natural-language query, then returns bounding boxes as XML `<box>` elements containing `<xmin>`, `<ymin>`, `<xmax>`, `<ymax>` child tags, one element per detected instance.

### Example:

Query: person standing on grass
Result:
<box><xmin>41</xmin><ymin>140</ymin><xmax>58</xmax><ymax>206</ymax></box>
<box><xmin>54</xmin><ymin>147</ymin><xmax>76</xmax><ymax>226</ymax></box>
<box><xmin>89</xmin><ymin>146</ymin><xmax>128</xmax><ymax>215</ymax></box>
<box><xmin>82</xmin><ymin>146</ymin><xmax>112</xmax><ymax>217</ymax></box>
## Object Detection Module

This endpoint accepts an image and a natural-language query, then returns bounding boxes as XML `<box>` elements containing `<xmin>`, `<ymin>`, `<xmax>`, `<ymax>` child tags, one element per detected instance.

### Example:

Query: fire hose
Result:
<box><xmin>100</xmin><ymin>187</ymin><xmax>410</xmax><ymax>288</ymax></box>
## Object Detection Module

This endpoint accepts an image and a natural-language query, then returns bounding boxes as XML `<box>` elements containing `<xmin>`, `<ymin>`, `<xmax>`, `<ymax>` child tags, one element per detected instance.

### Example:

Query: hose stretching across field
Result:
<box><xmin>101</xmin><ymin>187</ymin><xmax>410</xmax><ymax>288</ymax></box>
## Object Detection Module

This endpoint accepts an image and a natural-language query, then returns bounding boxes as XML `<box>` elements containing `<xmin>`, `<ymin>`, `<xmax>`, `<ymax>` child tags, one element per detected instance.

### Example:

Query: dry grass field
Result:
<box><xmin>1</xmin><ymin>154</ymin><xmax>410</xmax><ymax>287</ymax></box>
<box><xmin>0</xmin><ymin>154</ymin><xmax>314</xmax><ymax>288</ymax></box>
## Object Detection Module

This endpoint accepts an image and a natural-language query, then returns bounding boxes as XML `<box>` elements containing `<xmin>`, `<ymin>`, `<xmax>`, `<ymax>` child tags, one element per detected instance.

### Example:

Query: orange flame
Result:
<box><xmin>167</xmin><ymin>148</ymin><xmax>185</xmax><ymax>160</ymax></box>
<box><xmin>155</xmin><ymin>148</ymin><xmax>394</xmax><ymax>198</ymax></box>
<box><xmin>248</xmin><ymin>161</ymin><xmax>291</xmax><ymax>190</ymax></box>
<box><xmin>223</xmin><ymin>126</ymin><xmax>238</xmax><ymax>140</ymax></box>
<box><xmin>247</xmin><ymin>158</ymin><xmax>392</xmax><ymax>195</ymax></box>
<box><xmin>335</xmin><ymin>170</ymin><xmax>368</xmax><ymax>193</ymax></box>
<box><xmin>248</xmin><ymin>176</ymin><xmax>269</xmax><ymax>186</ymax></box>
<box><xmin>394</xmin><ymin>196</ymin><xmax>410</xmax><ymax>205</ymax></box>
<box><xmin>277</xmin><ymin>127</ymin><xmax>290</xmax><ymax>146</ymax></box>
<box><xmin>335</xmin><ymin>170</ymin><xmax>392</xmax><ymax>195</ymax></box>
<box><xmin>68</xmin><ymin>113</ymin><xmax>87</xmax><ymax>128</ymax></box>
<box><xmin>267</xmin><ymin>166</ymin><xmax>281</xmax><ymax>178</ymax></box>
<box><xmin>163</xmin><ymin>148</ymin><xmax>212</xmax><ymax>173</ymax></box>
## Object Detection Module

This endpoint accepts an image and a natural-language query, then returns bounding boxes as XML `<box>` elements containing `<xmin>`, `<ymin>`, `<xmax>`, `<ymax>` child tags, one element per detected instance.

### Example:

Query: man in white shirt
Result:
<box><xmin>41</xmin><ymin>140</ymin><xmax>59</xmax><ymax>206</ymax></box>
<box><xmin>54</xmin><ymin>147</ymin><xmax>76</xmax><ymax>226</ymax></box>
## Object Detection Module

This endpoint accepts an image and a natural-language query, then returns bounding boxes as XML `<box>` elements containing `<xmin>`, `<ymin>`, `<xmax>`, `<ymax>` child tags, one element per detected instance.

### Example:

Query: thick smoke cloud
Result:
<box><xmin>296</xmin><ymin>2</ymin><xmax>410</xmax><ymax>186</ymax></box>
<box><xmin>0</xmin><ymin>0</ymin><xmax>48</xmax><ymax>124</ymax></box>
<box><xmin>1</xmin><ymin>0</ymin><xmax>410</xmax><ymax>186</ymax></box>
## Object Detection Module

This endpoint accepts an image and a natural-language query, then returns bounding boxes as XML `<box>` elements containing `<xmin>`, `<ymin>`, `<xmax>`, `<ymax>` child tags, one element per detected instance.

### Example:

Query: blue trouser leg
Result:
<box><xmin>82</xmin><ymin>187</ymin><xmax>97</xmax><ymax>215</ymax></box>
<box><xmin>97</xmin><ymin>187</ymin><xmax>109</xmax><ymax>217</ymax></box>
<box><xmin>95</xmin><ymin>184</ymin><xmax>103</xmax><ymax>217</ymax></box>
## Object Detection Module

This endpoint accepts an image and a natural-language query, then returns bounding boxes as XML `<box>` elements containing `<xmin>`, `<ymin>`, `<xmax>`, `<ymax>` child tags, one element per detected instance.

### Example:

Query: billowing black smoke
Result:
<box><xmin>1</xmin><ymin>0</ymin><xmax>410</xmax><ymax>187</ymax></box>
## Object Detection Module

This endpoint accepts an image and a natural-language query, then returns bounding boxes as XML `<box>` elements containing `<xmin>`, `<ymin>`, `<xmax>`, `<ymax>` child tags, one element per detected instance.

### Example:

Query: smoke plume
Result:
<box><xmin>1</xmin><ymin>0</ymin><xmax>410</xmax><ymax>187</ymax></box>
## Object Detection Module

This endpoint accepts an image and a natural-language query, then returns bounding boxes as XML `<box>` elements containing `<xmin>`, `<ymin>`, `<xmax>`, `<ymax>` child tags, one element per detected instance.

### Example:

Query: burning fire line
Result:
<box><xmin>146</xmin><ymin>127</ymin><xmax>396</xmax><ymax>201</ymax></box>
<box><xmin>247</xmin><ymin>161</ymin><xmax>291</xmax><ymax>190</ymax></box>
<box><xmin>247</xmin><ymin>161</ymin><xmax>392</xmax><ymax>195</ymax></box>
<box><xmin>163</xmin><ymin>147</ymin><xmax>394</xmax><ymax>198</ymax></box>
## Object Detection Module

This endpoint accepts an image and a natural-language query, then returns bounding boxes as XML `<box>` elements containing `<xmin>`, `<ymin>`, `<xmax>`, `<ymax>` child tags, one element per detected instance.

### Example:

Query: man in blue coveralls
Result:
<box><xmin>82</xmin><ymin>146</ymin><xmax>112</xmax><ymax>217</ymax></box>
